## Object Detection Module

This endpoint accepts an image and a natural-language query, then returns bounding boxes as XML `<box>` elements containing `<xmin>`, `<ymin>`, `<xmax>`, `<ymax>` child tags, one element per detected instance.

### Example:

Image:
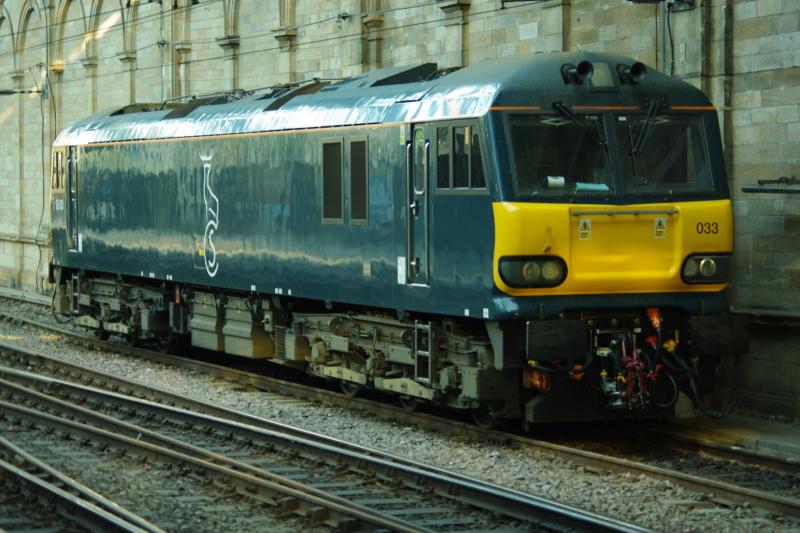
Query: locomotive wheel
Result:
<box><xmin>339</xmin><ymin>381</ymin><xmax>361</xmax><ymax>397</ymax></box>
<box><xmin>157</xmin><ymin>333</ymin><xmax>183</xmax><ymax>354</ymax></box>
<box><xmin>398</xmin><ymin>395</ymin><xmax>421</xmax><ymax>412</ymax></box>
<box><xmin>93</xmin><ymin>328</ymin><xmax>110</xmax><ymax>341</ymax></box>
<box><xmin>471</xmin><ymin>406</ymin><xmax>500</xmax><ymax>430</ymax></box>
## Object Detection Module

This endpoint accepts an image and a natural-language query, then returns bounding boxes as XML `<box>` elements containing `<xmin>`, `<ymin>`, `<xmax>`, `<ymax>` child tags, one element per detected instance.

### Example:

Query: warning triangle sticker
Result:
<box><xmin>654</xmin><ymin>217</ymin><xmax>667</xmax><ymax>238</ymax></box>
<box><xmin>579</xmin><ymin>218</ymin><xmax>592</xmax><ymax>240</ymax></box>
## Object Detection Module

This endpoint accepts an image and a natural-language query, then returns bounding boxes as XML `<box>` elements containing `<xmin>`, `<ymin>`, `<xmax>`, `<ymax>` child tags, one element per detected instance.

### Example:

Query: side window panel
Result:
<box><xmin>322</xmin><ymin>141</ymin><xmax>343</xmax><ymax>221</ymax></box>
<box><xmin>471</xmin><ymin>129</ymin><xmax>485</xmax><ymax>189</ymax></box>
<box><xmin>350</xmin><ymin>140</ymin><xmax>367</xmax><ymax>222</ymax></box>
<box><xmin>413</xmin><ymin>128</ymin><xmax>425</xmax><ymax>193</ymax></box>
<box><xmin>453</xmin><ymin>126</ymin><xmax>469</xmax><ymax>188</ymax></box>
<box><xmin>52</xmin><ymin>152</ymin><xmax>58</xmax><ymax>189</ymax></box>
<box><xmin>436</xmin><ymin>127</ymin><xmax>450</xmax><ymax>189</ymax></box>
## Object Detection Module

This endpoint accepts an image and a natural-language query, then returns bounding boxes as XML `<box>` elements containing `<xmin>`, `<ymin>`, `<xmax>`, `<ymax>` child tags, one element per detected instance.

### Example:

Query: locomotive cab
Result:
<box><xmin>482</xmin><ymin>55</ymin><xmax>748</xmax><ymax>423</ymax></box>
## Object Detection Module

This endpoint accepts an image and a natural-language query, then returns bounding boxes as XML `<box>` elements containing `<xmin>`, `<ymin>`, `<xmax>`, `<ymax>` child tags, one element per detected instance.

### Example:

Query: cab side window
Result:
<box><xmin>52</xmin><ymin>151</ymin><xmax>65</xmax><ymax>190</ymax></box>
<box><xmin>322</xmin><ymin>141</ymin><xmax>343</xmax><ymax>222</ymax></box>
<box><xmin>350</xmin><ymin>140</ymin><xmax>368</xmax><ymax>223</ymax></box>
<box><xmin>437</xmin><ymin>128</ymin><xmax>450</xmax><ymax>188</ymax></box>
<box><xmin>454</xmin><ymin>127</ymin><xmax>469</xmax><ymax>188</ymax></box>
<box><xmin>436</xmin><ymin>124</ymin><xmax>486</xmax><ymax>191</ymax></box>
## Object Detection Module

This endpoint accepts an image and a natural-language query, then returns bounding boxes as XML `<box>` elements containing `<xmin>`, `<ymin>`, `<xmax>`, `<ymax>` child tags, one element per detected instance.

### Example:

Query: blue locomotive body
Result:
<box><xmin>50</xmin><ymin>53</ymin><xmax>747</xmax><ymax>424</ymax></box>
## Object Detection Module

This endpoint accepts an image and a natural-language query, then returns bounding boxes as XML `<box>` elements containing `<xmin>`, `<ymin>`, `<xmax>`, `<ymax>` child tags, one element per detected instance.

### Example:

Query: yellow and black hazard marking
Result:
<box><xmin>579</xmin><ymin>218</ymin><xmax>592</xmax><ymax>240</ymax></box>
<box><xmin>654</xmin><ymin>217</ymin><xmax>667</xmax><ymax>239</ymax></box>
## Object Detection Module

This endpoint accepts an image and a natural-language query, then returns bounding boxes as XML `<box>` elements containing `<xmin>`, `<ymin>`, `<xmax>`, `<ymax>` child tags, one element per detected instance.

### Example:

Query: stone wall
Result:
<box><xmin>728</xmin><ymin>1</ymin><xmax>800</xmax><ymax>314</ymax></box>
<box><xmin>0</xmin><ymin>0</ymin><xmax>797</xmax><ymax>414</ymax></box>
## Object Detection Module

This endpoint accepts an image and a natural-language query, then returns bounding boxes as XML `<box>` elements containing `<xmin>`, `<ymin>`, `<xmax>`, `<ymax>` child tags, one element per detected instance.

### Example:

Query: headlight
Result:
<box><xmin>681</xmin><ymin>254</ymin><xmax>731</xmax><ymax>284</ymax></box>
<box><xmin>522</xmin><ymin>261</ymin><xmax>541</xmax><ymax>283</ymax></box>
<box><xmin>499</xmin><ymin>256</ymin><xmax>568</xmax><ymax>288</ymax></box>
<box><xmin>541</xmin><ymin>259</ymin><xmax>564</xmax><ymax>283</ymax></box>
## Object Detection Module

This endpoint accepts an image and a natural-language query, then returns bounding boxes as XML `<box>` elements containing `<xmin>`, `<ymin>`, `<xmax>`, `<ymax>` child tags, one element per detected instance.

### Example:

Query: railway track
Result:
<box><xmin>0</xmin><ymin>345</ymin><xmax>643</xmax><ymax>532</ymax></box>
<box><xmin>0</xmin><ymin>436</ymin><xmax>159</xmax><ymax>533</ymax></box>
<box><xmin>1</xmin><ymin>299</ymin><xmax>799</xmax><ymax>521</ymax></box>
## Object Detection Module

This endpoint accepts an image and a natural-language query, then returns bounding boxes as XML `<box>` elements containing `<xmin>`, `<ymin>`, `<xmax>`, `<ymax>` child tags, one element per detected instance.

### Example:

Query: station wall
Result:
<box><xmin>0</xmin><ymin>0</ymin><xmax>797</xmax><ymax>416</ymax></box>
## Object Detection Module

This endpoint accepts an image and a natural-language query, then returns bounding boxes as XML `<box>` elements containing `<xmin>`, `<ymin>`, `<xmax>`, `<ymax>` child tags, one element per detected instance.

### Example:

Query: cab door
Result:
<box><xmin>67</xmin><ymin>146</ymin><xmax>79</xmax><ymax>252</ymax></box>
<box><xmin>407</xmin><ymin>125</ymin><xmax>430</xmax><ymax>285</ymax></box>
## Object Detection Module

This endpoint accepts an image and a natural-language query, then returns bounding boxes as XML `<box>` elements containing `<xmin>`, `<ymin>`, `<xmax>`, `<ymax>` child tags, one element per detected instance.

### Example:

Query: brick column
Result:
<box><xmin>362</xmin><ymin>7</ymin><xmax>384</xmax><ymax>70</ymax></box>
<box><xmin>340</xmin><ymin>0</ymin><xmax>362</xmax><ymax>77</ymax></box>
<box><xmin>174</xmin><ymin>41</ymin><xmax>192</xmax><ymax>98</ymax></box>
<box><xmin>216</xmin><ymin>36</ymin><xmax>240</xmax><ymax>91</ymax></box>
<box><xmin>437</xmin><ymin>0</ymin><xmax>469</xmax><ymax>68</ymax></box>
<box><xmin>273</xmin><ymin>28</ymin><xmax>297</xmax><ymax>83</ymax></box>
<box><xmin>117</xmin><ymin>53</ymin><xmax>136</xmax><ymax>104</ymax></box>
<box><xmin>541</xmin><ymin>0</ymin><xmax>568</xmax><ymax>53</ymax></box>
<box><xmin>80</xmin><ymin>57</ymin><xmax>98</xmax><ymax>114</ymax></box>
<box><xmin>11</xmin><ymin>70</ymin><xmax>25</xmax><ymax>288</ymax></box>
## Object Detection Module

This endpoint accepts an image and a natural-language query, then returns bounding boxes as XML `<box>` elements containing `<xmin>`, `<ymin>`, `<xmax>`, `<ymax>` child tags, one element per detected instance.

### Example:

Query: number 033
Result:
<box><xmin>696</xmin><ymin>222</ymin><xmax>719</xmax><ymax>234</ymax></box>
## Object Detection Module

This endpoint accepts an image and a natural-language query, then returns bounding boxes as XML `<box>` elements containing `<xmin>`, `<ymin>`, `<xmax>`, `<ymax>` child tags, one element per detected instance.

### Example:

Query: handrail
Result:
<box><xmin>570</xmin><ymin>209</ymin><xmax>678</xmax><ymax>217</ymax></box>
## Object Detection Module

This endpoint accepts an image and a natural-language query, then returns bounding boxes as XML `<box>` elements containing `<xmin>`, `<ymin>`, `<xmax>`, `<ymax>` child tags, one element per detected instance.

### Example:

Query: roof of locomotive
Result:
<box><xmin>53</xmin><ymin>51</ymin><xmax>712</xmax><ymax>147</ymax></box>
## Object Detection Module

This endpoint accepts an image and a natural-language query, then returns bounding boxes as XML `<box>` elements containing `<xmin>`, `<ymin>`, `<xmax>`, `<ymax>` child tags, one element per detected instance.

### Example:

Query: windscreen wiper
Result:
<box><xmin>632</xmin><ymin>97</ymin><xmax>665</xmax><ymax>155</ymax></box>
<box><xmin>552</xmin><ymin>102</ymin><xmax>606</xmax><ymax>147</ymax></box>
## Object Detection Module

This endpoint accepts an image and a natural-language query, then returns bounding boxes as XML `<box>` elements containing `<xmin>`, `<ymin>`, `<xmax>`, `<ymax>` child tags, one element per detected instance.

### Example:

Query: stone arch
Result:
<box><xmin>0</xmin><ymin>7</ymin><xmax>17</xmax><ymax>71</ymax></box>
<box><xmin>12</xmin><ymin>0</ymin><xmax>51</xmax><ymax>289</ymax></box>
<box><xmin>119</xmin><ymin>0</ymin><xmax>140</xmax><ymax>59</ymax></box>
<box><xmin>16</xmin><ymin>0</ymin><xmax>45</xmax><ymax>73</ymax></box>
<box><xmin>53</xmin><ymin>0</ymin><xmax>89</xmax><ymax>66</ymax></box>
<box><xmin>54</xmin><ymin>0</ymin><xmax>94</xmax><ymax>122</ymax></box>
<box><xmin>86</xmin><ymin>0</ymin><xmax>126</xmax><ymax>60</ymax></box>
<box><xmin>173</xmin><ymin>0</ymin><xmax>191</xmax><ymax>43</ymax></box>
<box><xmin>173</xmin><ymin>0</ymin><xmax>235</xmax><ymax>95</ymax></box>
<box><xmin>88</xmin><ymin>0</ymin><xmax>127</xmax><ymax>109</ymax></box>
<box><xmin>0</xmin><ymin>11</ymin><xmax>20</xmax><ymax>242</ymax></box>
<box><xmin>224</xmin><ymin>0</ymin><xmax>239</xmax><ymax>37</ymax></box>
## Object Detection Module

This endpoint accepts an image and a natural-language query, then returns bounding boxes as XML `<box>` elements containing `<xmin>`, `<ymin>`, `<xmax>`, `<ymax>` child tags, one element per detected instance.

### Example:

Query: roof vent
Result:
<box><xmin>109</xmin><ymin>103</ymin><xmax>170</xmax><ymax>116</ymax></box>
<box><xmin>372</xmin><ymin>63</ymin><xmax>438</xmax><ymax>86</ymax></box>
<box><xmin>164</xmin><ymin>94</ymin><xmax>239</xmax><ymax>119</ymax></box>
<box><xmin>264</xmin><ymin>79</ymin><xmax>329</xmax><ymax>111</ymax></box>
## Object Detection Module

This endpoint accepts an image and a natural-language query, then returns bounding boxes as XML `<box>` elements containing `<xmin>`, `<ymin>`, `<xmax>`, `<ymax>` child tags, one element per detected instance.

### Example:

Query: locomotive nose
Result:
<box><xmin>568</xmin><ymin>206</ymin><xmax>681</xmax><ymax>287</ymax></box>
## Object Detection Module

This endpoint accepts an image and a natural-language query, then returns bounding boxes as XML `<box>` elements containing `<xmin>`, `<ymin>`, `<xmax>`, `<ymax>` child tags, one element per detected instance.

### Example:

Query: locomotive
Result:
<box><xmin>49</xmin><ymin>52</ymin><xmax>747</xmax><ymax>427</ymax></box>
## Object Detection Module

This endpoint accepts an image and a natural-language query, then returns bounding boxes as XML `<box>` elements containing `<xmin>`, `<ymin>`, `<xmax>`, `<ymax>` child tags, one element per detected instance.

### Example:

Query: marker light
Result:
<box><xmin>681</xmin><ymin>254</ymin><xmax>731</xmax><ymax>284</ymax></box>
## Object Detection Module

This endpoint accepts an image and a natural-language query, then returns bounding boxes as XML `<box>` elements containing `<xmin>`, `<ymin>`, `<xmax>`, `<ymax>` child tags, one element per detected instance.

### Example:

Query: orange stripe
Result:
<box><xmin>489</xmin><ymin>106</ymin><xmax>542</xmax><ymax>111</ymax></box>
<box><xmin>572</xmin><ymin>105</ymin><xmax>640</xmax><ymax>111</ymax></box>
<box><xmin>670</xmin><ymin>105</ymin><xmax>715</xmax><ymax>111</ymax></box>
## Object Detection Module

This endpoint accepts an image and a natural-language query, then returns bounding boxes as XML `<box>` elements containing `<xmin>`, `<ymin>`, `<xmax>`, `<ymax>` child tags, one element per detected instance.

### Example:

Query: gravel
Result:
<box><xmin>1</xmin><ymin>295</ymin><xmax>799</xmax><ymax>532</ymax></box>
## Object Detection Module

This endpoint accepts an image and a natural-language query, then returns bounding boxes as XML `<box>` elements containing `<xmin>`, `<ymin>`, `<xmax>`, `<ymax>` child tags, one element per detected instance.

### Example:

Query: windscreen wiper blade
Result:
<box><xmin>551</xmin><ymin>102</ymin><xmax>606</xmax><ymax>147</ymax></box>
<box><xmin>632</xmin><ymin>97</ymin><xmax>665</xmax><ymax>155</ymax></box>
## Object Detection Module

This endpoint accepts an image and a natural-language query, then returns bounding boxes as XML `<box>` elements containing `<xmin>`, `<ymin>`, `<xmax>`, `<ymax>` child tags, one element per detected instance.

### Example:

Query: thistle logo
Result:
<box><xmin>200</xmin><ymin>151</ymin><xmax>219</xmax><ymax>277</ymax></box>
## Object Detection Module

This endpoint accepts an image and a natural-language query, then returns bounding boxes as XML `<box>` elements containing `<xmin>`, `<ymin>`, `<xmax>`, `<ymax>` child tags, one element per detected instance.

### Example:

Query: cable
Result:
<box><xmin>667</xmin><ymin>1</ymin><xmax>675</xmax><ymax>75</ymax></box>
<box><xmin>46</xmin><ymin>0</ymin><xmax>527</xmax><ymax>90</ymax></box>
<box><xmin>14</xmin><ymin>0</ymin><xmax>436</xmax><ymax>75</ymax></box>
<box><xmin>0</xmin><ymin>0</ymin><xmax>224</xmax><ymax>66</ymax></box>
<box><xmin>649</xmin><ymin>371</ymin><xmax>679</xmax><ymax>409</ymax></box>
<box><xmin>9</xmin><ymin>0</ymin><xmax>526</xmax><ymax>84</ymax></box>
<box><xmin>664</xmin><ymin>349</ymin><xmax>736</xmax><ymax>419</ymax></box>
<box><xmin>51</xmin><ymin>285</ymin><xmax>68</xmax><ymax>324</ymax></box>
<box><xmin>29</xmin><ymin>66</ymin><xmax>47</xmax><ymax>292</ymax></box>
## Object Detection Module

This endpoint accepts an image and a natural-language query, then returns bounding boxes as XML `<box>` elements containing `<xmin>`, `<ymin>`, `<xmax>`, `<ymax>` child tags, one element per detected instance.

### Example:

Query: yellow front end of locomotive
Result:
<box><xmin>492</xmin><ymin>200</ymin><xmax>733</xmax><ymax>296</ymax></box>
